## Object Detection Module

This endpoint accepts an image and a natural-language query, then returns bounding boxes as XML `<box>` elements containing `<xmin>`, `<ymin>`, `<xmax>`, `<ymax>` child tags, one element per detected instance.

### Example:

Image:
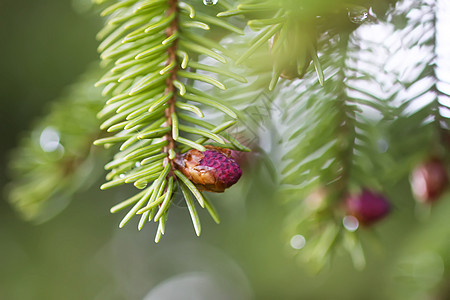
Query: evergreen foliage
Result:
<box><xmin>7</xmin><ymin>66</ymin><xmax>106</xmax><ymax>223</ymax></box>
<box><xmin>93</xmin><ymin>0</ymin><xmax>251</xmax><ymax>241</ymax></box>
<box><xmin>6</xmin><ymin>0</ymin><xmax>450</xmax><ymax>283</ymax></box>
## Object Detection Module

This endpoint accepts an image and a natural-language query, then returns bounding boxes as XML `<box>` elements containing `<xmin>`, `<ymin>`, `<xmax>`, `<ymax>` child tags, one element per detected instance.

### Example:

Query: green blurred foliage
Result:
<box><xmin>0</xmin><ymin>0</ymin><xmax>100</xmax><ymax>180</ymax></box>
<box><xmin>0</xmin><ymin>0</ymin><xmax>103</xmax><ymax>298</ymax></box>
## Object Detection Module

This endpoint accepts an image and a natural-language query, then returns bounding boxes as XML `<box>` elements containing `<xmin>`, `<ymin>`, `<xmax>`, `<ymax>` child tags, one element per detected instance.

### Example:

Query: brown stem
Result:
<box><xmin>163</xmin><ymin>0</ymin><xmax>179</xmax><ymax>173</ymax></box>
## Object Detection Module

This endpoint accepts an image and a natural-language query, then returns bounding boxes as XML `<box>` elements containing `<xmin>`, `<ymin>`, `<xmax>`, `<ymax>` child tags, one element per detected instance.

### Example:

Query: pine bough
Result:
<box><xmin>93</xmin><ymin>0</ymin><xmax>249</xmax><ymax>241</ymax></box>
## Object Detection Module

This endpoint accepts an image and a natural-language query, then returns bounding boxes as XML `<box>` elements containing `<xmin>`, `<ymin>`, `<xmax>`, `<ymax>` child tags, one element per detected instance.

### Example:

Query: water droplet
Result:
<box><xmin>135</xmin><ymin>180</ymin><xmax>148</xmax><ymax>189</ymax></box>
<box><xmin>203</xmin><ymin>0</ymin><xmax>218</xmax><ymax>6</ymax></box>
<box><xmin>40</xmin><ymin>127</ymin><xmax>61</xmax><ymax>152</ymax></box>
<box><xmin>347</xmin><ymin>7</ymin><xmax>369</xmax><ymax>24</ymax></box>
<box><xmin>343</xmin><ymin>215</ymin><xmax>359</xmax><ymax>232</ymax></box>
<box><xmin>135</xmin><ymin>162</ymin><xmax>141</xmax><ymax>168</ymax></box>
<box><xmin>290</xmin><ymin>235</ymin><xmax>306</xmax><ymax>250</ymax></box>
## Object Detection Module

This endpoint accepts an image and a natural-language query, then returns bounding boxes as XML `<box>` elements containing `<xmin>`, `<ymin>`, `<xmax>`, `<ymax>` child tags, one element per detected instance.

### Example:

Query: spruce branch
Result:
<box><xmin>94</xmin><ymin>0</ymin><xmax>247</xmax><ymax>241</ymax></box>
<box><xmin>383</xmin><ymin>0</ymin><xmax>450</xmax><ymax>179</ymax></box>
<box><xmin>162</xmin><ymin>0</ymin><xmax>179</xmax><ymax>174</ymax></box>
<box><xmin>270</xmin><ymin>0</ymin><xmax>450</xmax><ymax>270</ymax></box>
<box><xmin>273</xmin><ymin>18</ymin><xmax>395</xmax><ymax>270</ymax></box>
<box><xmin>218</xmin><ymin>0</ymin><xmax>375</xmax><ymax>90</ymax></box>
<box><xmin>7</xmin><ymin>66</ymin><xmax>106</xmax><ymax>223</ymax></box>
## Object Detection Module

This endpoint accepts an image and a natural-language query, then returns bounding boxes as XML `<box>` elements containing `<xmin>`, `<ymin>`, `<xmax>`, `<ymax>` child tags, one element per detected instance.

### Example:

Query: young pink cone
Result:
<box><xmin>174</xmin><ymin>146</ymin><xmax>242</xmax><ymax>193</ymax></box>
<box><xmin>345</xmin><ymin>189</ymin><xmax>391</xmax><ymax>226</ymax></box>
<box><xmin>411</xmin><ymin>158</ymin><xmax>448</xmax><ymax>203</ymax></box>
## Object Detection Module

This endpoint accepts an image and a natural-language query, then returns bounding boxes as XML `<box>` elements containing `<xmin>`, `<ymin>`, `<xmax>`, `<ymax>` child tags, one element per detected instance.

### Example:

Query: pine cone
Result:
<box><xmin>174</xmin><ymin>146</ymin><xmax>242</xmax><ymax>192</ymax></box>
<box><xmin>345</xmin><ymin>189</ymin><xmax>391</xmax><ymax>226</ymax></box>
<box><xmin>411</xmin><ymin>158</ymin><xmax>448</xmax><ymax>203</ymax></box>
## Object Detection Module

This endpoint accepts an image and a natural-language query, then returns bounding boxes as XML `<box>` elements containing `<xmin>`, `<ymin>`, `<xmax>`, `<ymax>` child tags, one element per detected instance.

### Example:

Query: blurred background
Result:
<box><xmin>1</xmin><ymin>0</ymin><xmax>450</xmax><ymax>299</ymax></box>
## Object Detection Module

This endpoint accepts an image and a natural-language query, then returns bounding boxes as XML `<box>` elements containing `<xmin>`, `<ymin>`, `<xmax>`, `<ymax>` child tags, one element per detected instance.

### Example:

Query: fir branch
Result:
<box><xmin>218</xmin><ymin>0</ymin><xmax>374</xmax><ymax>90</ymax></box>
<box><xmin>7</xmin><ymin>66</ymin><xmax>106</xmax><ymax>224</ymax></box>
<box><xmin>95</xmin><ymin>0</ymin><xmax>246</xmax><ymax>240</ymax></box>
<box><xmin>275</xmin><ymin>19</ymin><xmax>395</xmax><ymax>269</ymax></box>
<box><xmin>274</xmin><ymin>0</ymin><xmax>450</xmax><ymax>268</ymax></box>
<box><xmin>384</xmin><ymin>0</ymin><xmax>450</xmax><ymax>177</ymax></box>
<box><xmin>162</xmin><ymin>0</ymin><xmax>179</xmax><ymax>174</ymax></box>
